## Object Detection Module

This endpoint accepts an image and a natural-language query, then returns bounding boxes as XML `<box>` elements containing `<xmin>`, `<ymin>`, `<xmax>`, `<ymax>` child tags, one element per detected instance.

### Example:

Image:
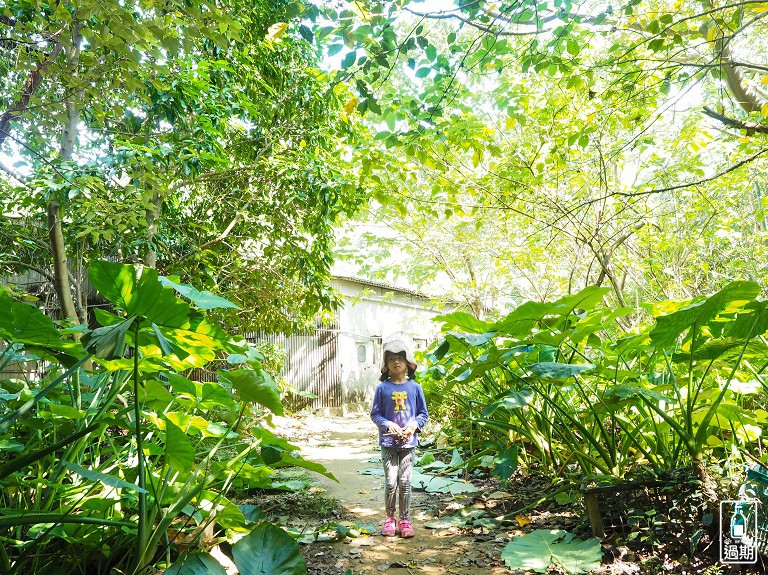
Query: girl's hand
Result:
<box><xmin>385</xmin><ymin>422</ymin><xmax>404</xmax><ymax>436</ymax></box>
<box><xmin>401</xmin><ymin>422</ymin><xmax>418</xmax><ymax>439</ymax></box>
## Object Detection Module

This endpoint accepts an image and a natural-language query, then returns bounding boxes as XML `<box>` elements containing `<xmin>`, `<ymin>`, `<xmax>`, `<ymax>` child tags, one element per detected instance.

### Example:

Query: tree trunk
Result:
<box><xmin>47</xmin><ymin>200</ymin><xmax>78</xmax><ymax>322</ymax></box>
<box><xmin>143</xmin><ymin>190</ymin><xmax>162</xmax><ymax>269</ymax></box>
<box><xmin>49</xmin><ymin>20</ymin><xmax>82</xmax><ymax>324</ymax></box>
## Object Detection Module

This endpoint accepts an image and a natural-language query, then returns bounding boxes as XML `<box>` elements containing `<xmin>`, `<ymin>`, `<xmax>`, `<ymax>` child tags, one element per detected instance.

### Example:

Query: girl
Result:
<box><xmin>370</xmin><ymin>340</ymin><xmax>429</xmax><ymax>538</ymax></box>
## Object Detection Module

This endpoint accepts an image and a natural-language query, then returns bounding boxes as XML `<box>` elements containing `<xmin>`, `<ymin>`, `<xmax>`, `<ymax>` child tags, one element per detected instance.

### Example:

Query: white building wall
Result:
<box><xmin>332</xmin><ymin>278</ymin><xmax>453</xmax><ymax>405</ymax></box>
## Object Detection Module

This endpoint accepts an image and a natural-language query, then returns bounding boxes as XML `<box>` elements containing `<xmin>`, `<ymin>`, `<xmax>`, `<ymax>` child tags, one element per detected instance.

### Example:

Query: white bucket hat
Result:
<box><xmin>381</xmin><ymin>340</ymin><xmax>417</xmax><ymax>372</ymax></box>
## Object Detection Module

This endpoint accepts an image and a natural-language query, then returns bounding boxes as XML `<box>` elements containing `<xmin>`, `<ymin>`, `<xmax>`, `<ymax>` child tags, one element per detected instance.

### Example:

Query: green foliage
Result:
<box><xmin>0</xmin><ymin>262</ymin><xmax>317</xmax><ymax>574</ymax></box>
<box><xmin>423</xmin><ymin>283</ymin><xmax>768</xmax><ymax>484</ymax></box>
<box><xmin>501</xmin><ymin>529</ymin><xmax>602</xmax><ymax>574</ymax></box>
<box><xmin>0</xmin><ymin>0</ymin><xmax>365</xmax><ymax>333</ymax></box>
<box><xmin>165</xmin><ymin>522</ymin><xmax>307</xmax><ymax>575</ymax></box>
<box><xmin>231</xmin><ymin>522</ymin><xmax>307</xmax><ymax>575</ymax></box>
<box><xmin>326</xmin><ymin>0</ymin><xmax>768</xmax><ymax>316</ymax></box>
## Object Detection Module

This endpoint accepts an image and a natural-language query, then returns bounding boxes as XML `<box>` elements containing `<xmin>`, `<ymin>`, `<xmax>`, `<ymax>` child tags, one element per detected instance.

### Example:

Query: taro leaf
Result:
<box><xmin>726</xmin><ymin>300</ymin><xmax>768</xmax><ymax>339</ymax></box>
<box><xmin>213</xmin><ymin>498</ymin><xmax>248</xmax><ymax>530</ymax></box>
<box><xmin>165</xmin><ymin>419</ymin><xmax>194</xmax><ymax>472</ymax></box>
<box><xmin>501</xmin><ymin>529</ymin><xmax>602</xmax><ymax>574</ymax></box>
<box><xmin>425</xmin><ymin>508</ymin><xmax>486</xmax><ymax>529</ymax></box>
<box><xmin>416</xmin><ymin>474</ymin><xmax>478</xmax><ymax>494</ymax></box>
<box><xmin>88</xmin><ymin>262</ymin><xmax>230</xmax><ymax>365</ymax></box>
<box><xmin>218</xmin><ymin>368</ymin><xmax>284</xmax><ymax>416</ymax></box>
<box><xmin>492</xmin><ymin>445</ymin><xmax>518</xmax><ymax>480</ymax></box>
<box><xmin>65</xmin><ymin>462</ymin><xmax>147</xmax><ymax>494</ymax></box>
<box><xmin>433</xmin><ymin>312</ymin><xmax>491</xmax><ymax>334</ymax></box>
<box><xmin>0</xmin><ymin>290</ymin><xmax>82</xmax><ymax>357</ymax></box>
<box><xmin>232</xmin><ymin>522</ymin><xmax>307</xmax><ymax>575</ymax></box>
<box><xmin>159</xmin><ymin>277</ymin><xmax>241</xmax><ymax>310</ymax></box>
<box><xmin>159</xmin><ymin>314</ymin><xmax>228</xmax><ymax>363</ymax></box>
<box><xmin>604</xmin><ymin>384</ymin><xmax>670</xmax><ymax>403</ymax></box>
<box><xmin>199</xmin><ymin>382</ymin><xmax>237</xmax><ymax>412</ymax></box>
<box><xmin>447</xmin><ymin>331</ymin><xmax>495</xmax><ymax>347</ymax></box>
<box><xmin>475</xmin><ymin>517</ymin><xmax>503</xmax><ymax>530</ymax></box>
<box><xmin>239</xmin><ymin>504</ymin><xmax>267</xmax><ymax>524</ymax></box>
<box><xmin>551</xmin><ymin>287</ymin><xmax>611</xmax><ymax>315</ymax></box>
<box><xmin>649</xmin><ymin>281</ymin><xmax>760</xmax><ymax>349</ymax></box>
<box><xmin>88</xmin><ymin>261</ymin><xmax>192</xmax><ymax>327</ymax></box>
<box><xmin>82</xmin><ymin>317</ymin><xmax>135</xmax><ymax>359</ymax></box>
<box><xmin>492</xmin><ymin>301</ymin><xmax>552</xmax><ymax>338</ymax></box>
<box><xmin>672</xmin><ymin>340</ymin><xmax>768</xmax><ymax>365</ymax></box>
<box><xmin>164</xmin><ymin>551</ymin><xmax>227</xmax><ymax>575</ymax></box>
<box><xmin>482</xmin><ymin>387</ymin><xmax>534</xmax><ymax>416</ymax></box>
<box><xmin>429</xmin><ymin>338</ymin><xmax>451</xmax><ymax>362</ymax></box>
<box><xmin>139</xmin><ymin>379</ymin><xmax>175</xmax><ymax>409</ymax></box>
<box><xmin>93</xmin><ymin>308</ymin><xmax>125</xmax><ymax>326</ymax></box>
<box><xmin>492</xmin><ymin>288</ymin><xmax>610</xmax><ymax>339</ymax></box>
<box><xmin>271</xmin><ymin>479</ymin><xmax>310</xmax><ymax>492</ymax></box>
<box><xmin>527</xmin><ymin>362</ymin><xmax>594</xmax><ymax>379</ymax></box>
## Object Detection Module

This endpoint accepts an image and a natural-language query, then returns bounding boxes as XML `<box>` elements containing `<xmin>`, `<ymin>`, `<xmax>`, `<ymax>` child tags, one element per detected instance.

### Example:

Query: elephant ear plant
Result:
<box><xmin>0</xmin><ymin>261</ymin><xmax>317</xmax><ymax>575</ymax></box>
<box><xmin>424</xmin><ymin>282</ymin><xmax>768</xmax><ymax>492</ymax></box>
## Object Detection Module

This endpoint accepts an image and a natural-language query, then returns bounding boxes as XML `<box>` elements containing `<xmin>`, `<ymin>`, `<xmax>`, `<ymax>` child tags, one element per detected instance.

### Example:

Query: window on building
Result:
<box><xmin>357</xmin><ymin>343</ymin><xmax>367</xmax><ymax>363</ymax></box>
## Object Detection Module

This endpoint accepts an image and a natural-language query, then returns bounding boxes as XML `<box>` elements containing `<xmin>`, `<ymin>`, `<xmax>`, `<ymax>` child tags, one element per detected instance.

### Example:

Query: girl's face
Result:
<box><xmin>386</xmin><ymin>352</ymin><xmax>408</xmax><ymax>378</ymax></box>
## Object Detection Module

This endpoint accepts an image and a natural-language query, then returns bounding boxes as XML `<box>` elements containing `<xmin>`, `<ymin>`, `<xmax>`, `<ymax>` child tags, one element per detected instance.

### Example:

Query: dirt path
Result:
<box><xmin>287</xmin><ymin>413</ymin><xmax>513</xmax><ymax>575</ymax></box>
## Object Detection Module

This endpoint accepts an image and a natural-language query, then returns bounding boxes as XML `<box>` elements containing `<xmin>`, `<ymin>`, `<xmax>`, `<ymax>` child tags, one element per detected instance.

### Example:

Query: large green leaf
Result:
<box><xmin>433</xmin><ymin>311</ymin><xmax>491</xmax><ymax>334</ymax></box>
<box><xmin>551</xmin><ymin>287</ymin><xmax>611</xmax><ymax>315</ymax></box>
<box><xmin>165</xmin><ymin>419</ymin><xmax>195</xmax><ymax>472</ymax></box>
<box><xmin>232</xmin><ymin>522</ymin><xmax>307</xmax><ymax>575</ymax></box>
<box><xmin>671</xmin><ymin>339</ymin><xmax>768</xmax><ymax>365</ymax></box>
<box><xmin>482</xmin><ymin>387</ymin><xmax>534</xmax><ymax>416</ymax></box>
<box><xmin>501</xmin><ymin>529</ymin><xmax>602</xmax><ymax>574</ymax></box>
<box><xmin>527</xmin><ymin>362</ymin><xmax>595</xmax><ymax>379</ymax></box>
<box><xmin>492</xmin><ymin>301</ymin><xmax>552</xmax><ymax>338</ymax></box>
<box><xmin>65</xmin><ymin>462</ymin><xmax>148</xmax><ymax>494</ymax></box>
<box><xmin>0</xmin><ymin>291</ymin><xmax>83</xmax><ymax>357</ymax></box>
<box><xmin>725</xmin><ymin>300</ymin><xmax>768</xmax><ymax>339</ymax></box>
<box><xmin>164</xmin><ymin>552</ymin><xmax>227</xmax><ymax>575</ymax></box>
<box><xmin>159</xmin><ymin>277</ymin><xmax>241</xmax><ymax>310</ymax></box>
<box><xmin>218</xmin><ymin>369</ymin><xmax>284</xmax><ymax>416</ymax></box>
<box><xmin>649</xmin><ymin>281</ymin><xmax>760</xmax><ymax>348</ymax></box>
<box><xmin>493</xmin><ymin>445</ymin><xmax>518</xmax><ymax>480</ymax></box>
<box><xmin>412</xmin><ymin>471</ymin><xmax>478</xmax><ymax>494</ymax></box>
<box><xmin>88</xmin><ymin>261</ymin><xmax>192</xmax><ymax>327</ymax></box>
<box><xmin>82</xmin><ymin>317</ymin><xmax>135</xmax><ymax>359</ymax></box>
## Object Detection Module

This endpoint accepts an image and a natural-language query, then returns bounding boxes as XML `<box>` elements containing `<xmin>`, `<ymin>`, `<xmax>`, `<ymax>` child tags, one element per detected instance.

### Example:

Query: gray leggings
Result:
<box><xmin>381</xmin><ymin>446</ymin><xmax>415</xmax><ymax>520</ymax></box>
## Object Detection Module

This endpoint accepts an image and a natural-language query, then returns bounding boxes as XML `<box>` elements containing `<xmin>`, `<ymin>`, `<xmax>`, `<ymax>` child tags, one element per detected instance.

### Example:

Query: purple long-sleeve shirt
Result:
<box><xmin>370</xmin><ymin>379</ymin><xmax>429</xmax><ymax>448</ymax></box>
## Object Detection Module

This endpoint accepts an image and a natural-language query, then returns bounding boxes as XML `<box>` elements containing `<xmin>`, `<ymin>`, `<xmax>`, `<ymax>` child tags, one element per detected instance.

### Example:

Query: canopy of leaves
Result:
<box><xmin>0</xmin><ymin>0</ymin><xmax>366</xmax><ymax>332</ymax></box>
<box><xmin>320</xmin><ymin>0</ymin><xmax>768</xmax><ymax>315</ymax></box>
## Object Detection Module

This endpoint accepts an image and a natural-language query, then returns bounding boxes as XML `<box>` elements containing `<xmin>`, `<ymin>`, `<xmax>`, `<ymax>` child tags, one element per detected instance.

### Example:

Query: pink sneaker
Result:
<box><xmin>382</xmin><ymin>517</ymin><xmax>396</xmax><ymax>537</ymax></box>
<box><xmin>398</xmin><ymin>519</ymin><xmax>414</xmax><ymax>538</ymax></box>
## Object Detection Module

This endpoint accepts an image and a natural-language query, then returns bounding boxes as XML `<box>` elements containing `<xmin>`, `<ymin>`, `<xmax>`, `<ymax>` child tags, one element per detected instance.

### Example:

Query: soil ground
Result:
<box><xmin>269</xmin><ymin>412</ymin><xmax>766</xmax><ymax>575</ymax></box>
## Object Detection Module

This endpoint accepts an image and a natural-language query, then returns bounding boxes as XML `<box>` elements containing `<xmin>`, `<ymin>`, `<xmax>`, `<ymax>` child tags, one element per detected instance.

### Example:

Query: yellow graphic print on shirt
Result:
<box><xmin>392</xmin><ymin>391</ymin><xmax>408</xmax><ymax>412</ymax></box>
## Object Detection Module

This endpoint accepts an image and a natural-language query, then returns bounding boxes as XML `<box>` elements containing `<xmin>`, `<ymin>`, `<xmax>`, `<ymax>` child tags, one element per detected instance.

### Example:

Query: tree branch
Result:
<box><xmin>702</xmin><ymin>106</ymin><xmax>768</xmax><ymax>134</ymax></box>
<box><xmin>0</xmin><ymin>260</ymin><xmax>55</xmax><ymax>283</ymax></box>
<box><xmin>0</xmin><ymin>41</ymin><xmax>64</xmax><ymax>148</ymax></box>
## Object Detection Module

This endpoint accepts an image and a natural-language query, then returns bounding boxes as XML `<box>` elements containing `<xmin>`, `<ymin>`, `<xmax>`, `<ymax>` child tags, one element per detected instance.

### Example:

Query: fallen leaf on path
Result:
<box><xmin>515</xmin><ymin>514</ymin><xmax>532</xmax><ymax>527</ymax></box>
<box><xmin>487</xmin><ymin>490</ymin><xmax>513</xmax><ymax>500</ymax></box>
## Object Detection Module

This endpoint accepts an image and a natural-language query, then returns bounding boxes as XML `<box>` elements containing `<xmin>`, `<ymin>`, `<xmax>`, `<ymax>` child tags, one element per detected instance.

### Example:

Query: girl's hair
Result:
<box><xmin>380</xmin><ymin>365</ymin><xmax>416</xmax><ymax>382</ymax></box>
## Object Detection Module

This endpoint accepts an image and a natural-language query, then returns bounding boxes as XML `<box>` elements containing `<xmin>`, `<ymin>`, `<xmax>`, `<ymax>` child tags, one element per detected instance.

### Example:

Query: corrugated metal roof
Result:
<box><xmin>331</xmin><ymin>275</ymin><xmax>433</xmax><ymax>300</ymax></box>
